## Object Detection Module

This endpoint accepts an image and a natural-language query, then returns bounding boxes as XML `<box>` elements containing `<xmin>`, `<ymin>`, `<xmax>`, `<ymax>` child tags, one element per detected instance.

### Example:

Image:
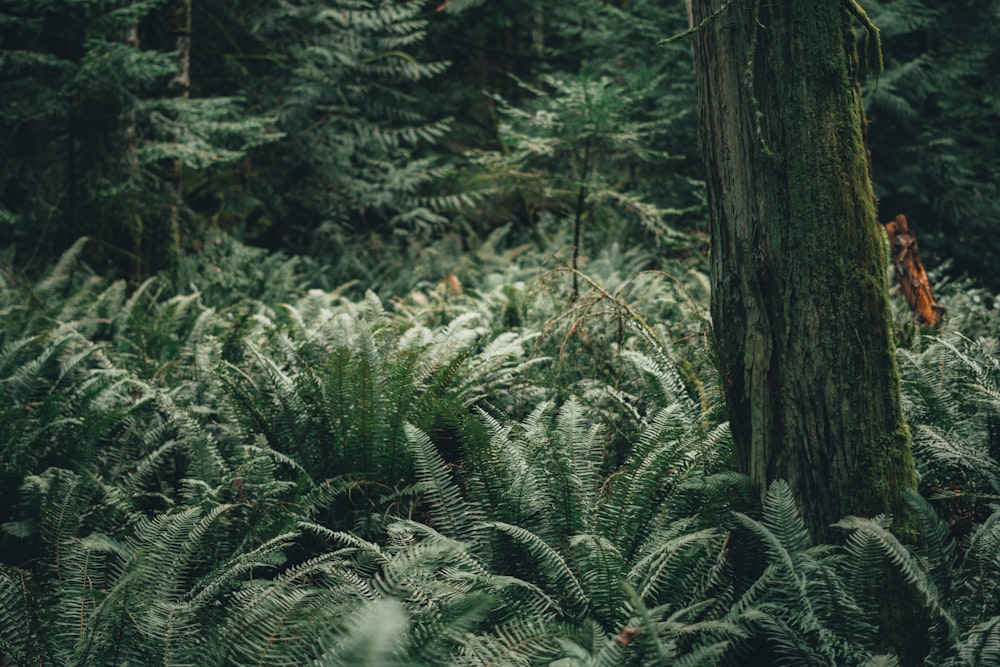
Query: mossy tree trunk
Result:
<box><xmin>689</xmin><ymin>0</ymin><xmax>924</xmax><ymax>660</ymax></box>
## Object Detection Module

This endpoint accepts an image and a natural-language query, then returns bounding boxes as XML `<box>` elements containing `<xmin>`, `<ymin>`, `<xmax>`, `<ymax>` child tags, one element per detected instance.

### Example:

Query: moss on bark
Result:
<box><xmin>689</xmin><ymin>0</ymin><xmax>925</xmax><ymax>661</ymax></box>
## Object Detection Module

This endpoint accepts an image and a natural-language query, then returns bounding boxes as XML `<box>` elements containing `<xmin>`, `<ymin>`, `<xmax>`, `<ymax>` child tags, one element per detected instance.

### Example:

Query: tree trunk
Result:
<box><xmin>162</xmin><ymin>0</ymin><xmax>191</xmax><ymax>269</ymax></box>
<box><xmin>689</xmin><ymin>0</ymin><xmax>923</xmax><ymax>660</ymax></box>
<box><xmin>110</xmin><ymin>12</ymin><xmax>143</xmax><ymax>281</ymax></box>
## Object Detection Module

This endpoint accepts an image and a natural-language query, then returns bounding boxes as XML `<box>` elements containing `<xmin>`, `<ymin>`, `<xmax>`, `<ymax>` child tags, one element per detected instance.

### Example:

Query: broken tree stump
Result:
<box><xmin>885</xmin><ymin>214</ymin><xmax>945</xmax><ymax>328</ymax></box>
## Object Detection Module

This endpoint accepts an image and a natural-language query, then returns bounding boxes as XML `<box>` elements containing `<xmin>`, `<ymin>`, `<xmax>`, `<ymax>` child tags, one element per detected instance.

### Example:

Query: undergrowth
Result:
<box><xmin>1</xmin><ymin>235</ymin><xmax>998</xmax><ymax>666</ymax></box>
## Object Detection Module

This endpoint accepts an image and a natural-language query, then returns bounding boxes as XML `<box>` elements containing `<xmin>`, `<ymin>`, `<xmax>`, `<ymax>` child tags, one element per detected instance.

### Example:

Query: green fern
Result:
<box><xmin>0</xmin><ymin>564</ymin><xmax>35</xmax><ymax>664</ymax></box>
<box><xmin>312</xmin><ymin>598</ymin><xmax>410</xmax><ymax>666</ymax></box>
<box><xmin>405</xmin><ymin>423</ymin><xmax>476</xmax><ymax>542</ymax></box>
<box><xmin>720</xmin><ymin>480</ymin><xmax>889</xmax><ymax>665</ymax></box>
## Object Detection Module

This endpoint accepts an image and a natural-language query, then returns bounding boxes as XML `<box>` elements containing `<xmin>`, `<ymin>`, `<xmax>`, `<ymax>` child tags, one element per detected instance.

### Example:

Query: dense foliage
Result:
<box><xmin>3</xmin><ymin>0</ymin><xmax>997</xmax><ymax>286</ymax></box>
<box><xmin>2</xmin><ymin>1</ymin><xmax>999</xmax><ymax>665</ymax></box>
<box><xmin>1</xmin><ymin>0</ymin><xmax>705</xmax><ymax>279</ymax></box>
<box><xmin>1</xmin><ymin>236</ymin><xmax>999</xmax><ymax>665</ymax></box>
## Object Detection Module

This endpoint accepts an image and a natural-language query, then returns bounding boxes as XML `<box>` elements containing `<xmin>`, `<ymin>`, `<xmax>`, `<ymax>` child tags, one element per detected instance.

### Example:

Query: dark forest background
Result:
<box><xmin>2</xmin><ymin>0</ymin><xmax>997</xmax><ymax>290</ymax></box>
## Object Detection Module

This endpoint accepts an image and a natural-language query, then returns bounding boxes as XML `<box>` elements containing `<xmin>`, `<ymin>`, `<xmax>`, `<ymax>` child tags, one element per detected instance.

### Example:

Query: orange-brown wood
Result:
<box><xmin>885</xmin><ymin>214</ymin><xmax>945</xmax><ymax>328</ymax></box>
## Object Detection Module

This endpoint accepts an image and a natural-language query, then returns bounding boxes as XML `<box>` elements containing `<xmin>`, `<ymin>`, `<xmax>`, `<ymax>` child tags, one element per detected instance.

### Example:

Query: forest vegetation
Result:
<box><xmin>1</xmin><ymin>1</ymin><xmax>999</xmax><ymax>665</ymax></box>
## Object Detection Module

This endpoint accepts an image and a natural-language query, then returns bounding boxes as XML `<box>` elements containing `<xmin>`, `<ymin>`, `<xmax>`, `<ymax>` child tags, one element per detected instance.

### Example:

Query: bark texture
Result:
<box><xmin>163</xmin><ymin>0</ymin><xmax>192</xmax><ymax>271</ymax></box>
<box><xmin>108</xmin><ymin>13</ymin><xmax>143</xmax><ymax>279</ymax></box>
<box><xmin>886</xmin><ymin>214</ymin><xmax>944</xmax><ymax>328</ymax></box>
<box><xmin>689</xmin><ymin>1</ymin><xmax>916</xmax><ymax>538</ymax></box>
<box><xmin>690</xmin><ymin>4</ymin><xmax>925</xmax><ymax>659</ymax></box>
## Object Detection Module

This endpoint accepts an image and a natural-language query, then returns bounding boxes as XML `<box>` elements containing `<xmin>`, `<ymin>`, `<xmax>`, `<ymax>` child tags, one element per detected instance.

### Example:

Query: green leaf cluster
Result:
<box><xmin>0</xmin><ymin>0</ymin><xmax>280</xmax><ymax>275</ymax></box>
<box><xmin>2</xmin><ymin>238</ymin><xmax>999</xmax><ymax>665</ymax></box>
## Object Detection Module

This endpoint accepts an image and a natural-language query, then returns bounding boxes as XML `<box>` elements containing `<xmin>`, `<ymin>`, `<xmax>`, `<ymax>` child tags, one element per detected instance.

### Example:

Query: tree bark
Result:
<box><xmin>162</xmin><ymin>0</ymin><xmax>191</xmax><ymax>269</ymax></box>
<box><xmin>689</xmin><ymin>0</ymin><xmax>923</xmax><ymax>658</ymax></box>
<box><xmin>886</xmin><ymin>214</ymin><xmax>944</xmax><ymax>328</ymax></box>
<box><xmin>109</xmin><ymin>11</ymin><xmax>143</xmax><ymax>280</ymax></box>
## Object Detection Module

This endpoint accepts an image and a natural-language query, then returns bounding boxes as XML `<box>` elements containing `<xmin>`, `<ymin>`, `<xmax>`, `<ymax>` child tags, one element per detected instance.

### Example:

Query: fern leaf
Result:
<box><xmin>570</xmin><ymin>534</ymin><xmax>626</xmax><ymax>632</ymax></box>
<box><xmin>404</xmin><ymin>423</ymin><xmax>474</xmax><ymax>541</ymax></box>
<box><xmin>35</xmin><ymin>237</ymin><xmax>88</xmax><ymax>300</ymax></box>
<box><xmin>833</xmin><ymin>515</ymin><xmax>959</xmax><ymax>636</ymax></box>
<box><xmin>484</xmin><ymin>521</ymin><xmax>588</xmax><ymax>615</ymax></box>
<box><xmin>0</xmin><ymin>565</ymin><xmax>31</xmax><ymax>664</ymax></box>
<box><xmin>629</xmin><ymin>526</ymin><xmax>720</xmax><ymax>604</ymax></box>
<box><xmin>958</xmin><ymin>615</ymin><xmax>1000</xmax><ymax>667</ymax></box>
<box><xmin>555</xmin><ymin>398</ymin><xmax>604</xmax><ymax>534</ymax></box>
<box><xmin>761</xmin><ymin>479</ymin><xmax>812</xmax><ymax>557</ymax></box>
<box><xmin>313</xmin><ymin>598</ymin><xmax>409</xmax><ymax>666</ymax></box>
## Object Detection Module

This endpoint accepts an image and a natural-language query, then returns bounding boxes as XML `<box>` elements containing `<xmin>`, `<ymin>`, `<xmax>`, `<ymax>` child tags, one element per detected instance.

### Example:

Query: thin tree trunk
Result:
<box><xmin>164</xmin><ymin>0</ymin><xmax>191</xmax><ymax>266</ymax></box>
<box><xmin>114</xmin><ymin>13</ymin><xmax>142</xmax><ymax>281</ymax></box>
<box><xmin>689</xmin><ymin>0</ymin><xmax>924</xmax><ymax>660</ymax></box>
<box><xmin>168</xmin><ymin>0</ymin><xmax>192</xmax><ymax>98</ymax></box>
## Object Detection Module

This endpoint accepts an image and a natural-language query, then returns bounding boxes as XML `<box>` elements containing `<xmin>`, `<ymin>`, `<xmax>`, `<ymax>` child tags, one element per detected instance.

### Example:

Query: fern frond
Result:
<box><xmin>404</xmin><ymin>423</ymin><xmax>475</xmax><ymax>541</ymax></box>
<box><xmin>0</xmin><ymin>565</ymin><xmax>32</xmax><ymax>664</ymax></box>
<box><xmin>629</xmin><ymin>526</ymin><xmax>720</xmax><ymax>605</ymax></box>
<box><xmin>761</xmin><ymin>479</ymin><xmax>812</xmax><ymax>557</ymax></box>
<box><xmin>20</xmin><ymin>468</ymin><xmax>84</xmax><ymax>557</ymax></box>
<box><xmin>313</xmin><ymin>598</ymin><xmax>409</xmax><ymax>667</ymax></box>
<box><xmin>600</xmin><ymin>406</ymin><xmax>703</xmax><ymax>555</ymax></box>
<box><xmin>905</xmin><ymin>489</ymin><xmax>957</xmax><ymax>601</ymax></box>
<box><xmin>35</xmin><ymin>237</ymin><xmax>88</xmax><ymax>301</ymax></box>
<box><xmin>958</xmin><ymin>615</ymin><xmax>1000</xmax><ymax>667</ymax></box>
<box><xmin>185</xmin><ymin>530</ymin><xmax>300</xmax><ymax>610</ymax></box>
<box><xmin>221</xmin><ymin>577</ymin><xmax>351</xmax><ymax>667</ymax></box>
<box><xmin>833</xmin><ymin>515</ymin><xmax>959</xmax><ymax>636</ymax></box>
<box><xmin>962</xmin><ymin>512</ymin><xmax>1000</xmax><ymax>620</ymax></box>
<box><xmin>620</xmin><ymin>581</ymin><xmax>677</xmax><ymax>663</ymax></box>
<box><xmin>457</xmin><ymin>615</ymin><xmax>565</xmax><ymax>666</ymax></box>
<box><xmin>484</xmin><ymin>520</ymin><xmax>589</xmax><ymax>615</ymax></box>
<box><xmin>623</xmin><ymin>349</ymin><xmax>695</xmax><ymax>414</ymax></box>
<box><xmin>115</xmin><ymin>276</ymin><xmax>159</xmax><ymax>332</ymax></box>
<box><xmin>725</xmin><ymin>481</ymin><xmax>884</xmax><ymax>664</ymax></box>
<box><xmin>670</xmin><ymin>641</ymin><xmax>732</xmax><ymax>667</ymax></box>
<box><xmin>841</xmin><ymin>515</ymin><xmax>890</xmax><ymax>609</ymax></box>
<box><xmin>733</xmin><ymin>483</ymin><xmax>810</xmax><ymax>600</ymax></box>
<box><xmin>861</xmin><ymin>656</ymin><xmax>900</xmax><ymax>667</ymax></box>
<box><xmin>554</xmin><ymin>398</ymin><xmax>605</xmax><ymax>534</ymax></box>
<box><xmin>570</xmin><ymin>534</ymin><xmax>626</xmax><ymax>632</ymax></box>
